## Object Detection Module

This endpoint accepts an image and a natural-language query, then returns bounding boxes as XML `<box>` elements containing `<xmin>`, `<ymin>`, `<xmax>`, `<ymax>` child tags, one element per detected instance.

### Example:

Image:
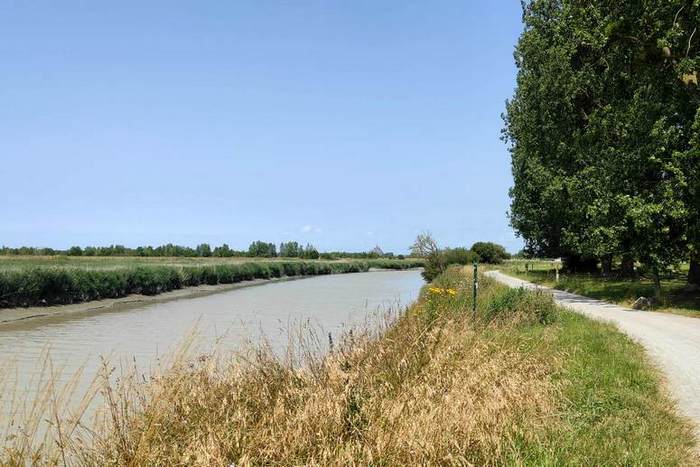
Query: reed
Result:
<box><xmin>0</xmin><ymin>259</ymin><xmax>424</xmax><ymax>308</ymax></box>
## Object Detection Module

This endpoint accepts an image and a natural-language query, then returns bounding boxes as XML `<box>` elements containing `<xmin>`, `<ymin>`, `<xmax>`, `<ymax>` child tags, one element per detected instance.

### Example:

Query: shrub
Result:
<box><xmin>470</xmin><ymin>242</ymin><xmax>510</xmax><ymax>264</ymax></box>
<box><xmin>281</xmin><ymin>262</ymin><xmax>303</xmax><ymax>277</ymax></box>
<box><xmin>0</xmin><ymin>259</ymin><xmax>421</xmax><ymax>308</ymax></box>
<box><xmin>442</xmin><ymin>247</ymin><xmax>480</xmax><ymax>266</ymax></box>
<box><xmin>416</xmin><ymin>248</ymin><xmax>477</xmax><ymax>282</ymax></box>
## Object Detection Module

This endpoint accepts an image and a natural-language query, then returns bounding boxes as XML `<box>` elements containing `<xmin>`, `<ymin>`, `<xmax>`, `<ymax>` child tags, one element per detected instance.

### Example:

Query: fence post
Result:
<box><xmin>472</xmin><ymin>261</ymin><xmax>478</xmax><ymax>313</ymax></box>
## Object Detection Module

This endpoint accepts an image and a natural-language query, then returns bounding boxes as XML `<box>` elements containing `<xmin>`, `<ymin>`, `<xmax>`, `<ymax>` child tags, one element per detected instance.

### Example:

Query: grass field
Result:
<box><xmin>0</xmin><ymin>255</ymin><xmax>352</xmax><ymax>271</ymax></box>
<box><xmin>0</xmin><ymin>256</ymin><xmax>424</xmax><ymax>308</ymax></box>
<box><xmin>2</xmin><ymin>266</ymin><xmax>695</xmax><ymax>465</ymax></box>
<box><xmin>498</xmin><ymin>260</ymin><xmax>700</xmax><ymax>317</ymax></box>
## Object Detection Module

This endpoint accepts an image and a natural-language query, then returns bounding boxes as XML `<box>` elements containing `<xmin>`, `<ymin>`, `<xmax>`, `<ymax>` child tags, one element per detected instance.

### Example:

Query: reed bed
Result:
<box><xmin>0</xmin><ymin>259</ymin><xmax>424</xmax><ymax>308</ymax></box>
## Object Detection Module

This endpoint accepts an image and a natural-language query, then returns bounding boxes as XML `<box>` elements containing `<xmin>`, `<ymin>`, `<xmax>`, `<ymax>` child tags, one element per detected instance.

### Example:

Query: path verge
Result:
<box><xmin>487</xmin><ymin>269</ymin><xmax>700</xmax><ymax>441</ymax></box>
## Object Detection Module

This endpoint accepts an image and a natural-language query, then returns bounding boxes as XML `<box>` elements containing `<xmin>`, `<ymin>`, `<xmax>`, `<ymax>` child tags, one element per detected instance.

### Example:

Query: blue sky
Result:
<box><xmin>1</xmin><ymin>1</ymin><xmax>524</xmax><ymax>254</ymax></box>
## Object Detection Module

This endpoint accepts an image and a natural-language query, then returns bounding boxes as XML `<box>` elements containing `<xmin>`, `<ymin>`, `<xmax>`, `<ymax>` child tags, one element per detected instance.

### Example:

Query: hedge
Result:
<box><xmin>0</xmin><ymin>259</ymin><xmax>423</xmax><ymax>308</ymax></box>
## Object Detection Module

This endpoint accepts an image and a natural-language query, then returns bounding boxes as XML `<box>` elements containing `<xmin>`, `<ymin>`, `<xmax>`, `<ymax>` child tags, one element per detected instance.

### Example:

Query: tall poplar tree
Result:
<box><xmin>505</xmin><ymin>0</ymin><xmax>699</xmax><ymax>296</ymax></box>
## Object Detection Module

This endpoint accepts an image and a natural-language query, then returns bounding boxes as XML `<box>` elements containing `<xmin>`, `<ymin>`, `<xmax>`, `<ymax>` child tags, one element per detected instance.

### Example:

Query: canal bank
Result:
<box><xmin>0</xmin><ymin>267</ymin><xmax>423</xmax><ymax>329</ymax></box>
<box><xmin>0</xmin><ymin>269</ymin><xmax>425</xmax><ymax>422</ymax></box>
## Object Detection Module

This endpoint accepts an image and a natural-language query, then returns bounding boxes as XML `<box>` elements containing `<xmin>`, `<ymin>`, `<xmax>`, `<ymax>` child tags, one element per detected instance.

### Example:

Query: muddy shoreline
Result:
<box><xmin>0</xmin><ymin>275</ymin><xmax>313</xmax><ymax>329</ymax></box>
<box><xmin>0</xmin><ymin>268</ymin><xmax>422</xmax><ymax>329</ymax></box>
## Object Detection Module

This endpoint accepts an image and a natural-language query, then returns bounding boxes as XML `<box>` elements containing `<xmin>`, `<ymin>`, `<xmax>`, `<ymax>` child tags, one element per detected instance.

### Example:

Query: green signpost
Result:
<box><xmin>472</xmin><ymin>261</ymin><xmax>478</xmax><ymax>313</ymax></box>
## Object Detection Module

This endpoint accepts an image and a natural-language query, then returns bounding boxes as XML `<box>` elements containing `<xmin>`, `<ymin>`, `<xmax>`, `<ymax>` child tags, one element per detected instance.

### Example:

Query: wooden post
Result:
<box><xmin>472</xmin><ymin>261</ymin><xmax>478</xmax><ymax>313</ymax></box>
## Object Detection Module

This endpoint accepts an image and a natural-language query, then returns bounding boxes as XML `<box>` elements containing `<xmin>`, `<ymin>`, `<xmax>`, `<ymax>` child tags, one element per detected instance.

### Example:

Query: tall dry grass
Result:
<box><xmin>0</xmin><ymin>357</ymin><xmax>98</xmax><ymax>466</ymax></box>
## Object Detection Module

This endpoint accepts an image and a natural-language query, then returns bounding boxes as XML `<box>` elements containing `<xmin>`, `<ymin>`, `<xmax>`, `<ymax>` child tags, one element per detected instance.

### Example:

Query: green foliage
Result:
<box><xmin>0</xmin><ymin>244</ymin><xmax>409</xmax><ymax>262</ymax></box>
<box><xmin>365</xmin><ymin>258</ymin><xmax>423</xmax><ymax>270</ymax></box>
<box><xmin>300</xmin><ymin>244</ymin><xmax>320</xmax><ymax>259</ymax></box>
<box><xmin>421</xmin><ymin>248</ymin><xmax>479</xmax><ymax>282</ymax></box>
<box><xmin>248</xmin><ymin>241</ymin><xmax>277</xmax><ymax>257</ymax></box>
<box><xmin>504</xmin><ymin>0</ymin><xmax>700</xmax><ymax>291</ymax></box>
<box><xmin>213</xmin><ymin>243</ymin><xmax>234</xmax><ymax>257</ymax></box>
<box><xmin>0</xmin><ymin>243</ymin><xmax>250</xmax><ymax>258</ymax></box>
<box><xmin>195</xmin><ymin>243</ymin><xmax>212</xmax><ymax>257</ymax></box>
<box><xmin>512</xmin><ymin>249</ymin><xmax>528</xmax><ymax>259</ymax></box>
<box><xmin>470</xmin><ymin>242</ymin><xmax>509</xmax><ymax>264</ymax></box>
<box><xmin>442</xmin><ymin>247</ymin><xmax>480</xmax><ymax>266</ymax></box>
<box><xmin>279</xmin><ymin>241</ymin><xmax>301</xmax><ymax>257</ymax></box>
<box><xmin>67</xmin><ymin>246</ymin><xmax>83</xmax><ymax>256</ymax></box>
<box><xmin>0</xmin><ymin>259</ymin><xmax>423</xmax><ymax>308</ymax></box>
<box><xmin>420</xmin><ymin>265</ymin><xmax>558</xmax><ymax>326</ymax></box>
<box><xmin>410</xmin><ymin>232</ymin><xmax>447</xmax><ymax>282</ymax></box>
<box><xmin>483</xmin><ymin>287</ymin><xmax>557</xmax><ymax>325</ymax></box>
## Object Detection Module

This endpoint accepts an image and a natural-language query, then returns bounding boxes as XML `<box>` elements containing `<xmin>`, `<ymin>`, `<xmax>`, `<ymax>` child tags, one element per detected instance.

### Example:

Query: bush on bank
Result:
<box><xmin>0</xmin><ymin>259</ymin><xmax>424</xmax><ymax>308</ymax></box>
<box><xmin>421</xmin><ymin>247</ymin><xmax>482</xmax><ymax>282</ymax></box>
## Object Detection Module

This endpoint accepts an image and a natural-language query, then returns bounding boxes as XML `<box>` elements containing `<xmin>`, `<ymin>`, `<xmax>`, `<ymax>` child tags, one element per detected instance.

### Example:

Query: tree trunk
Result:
<box><xmin>601</xmin><ymin>255</ymin><xmax>613</xmax><ymax>277</ymax></box>
<box><xmin>687</xmin><ymin>256</ymin><xmax>700</xmax><ymax>291</ymax></box>
<box><xmin>651</xmin><ymin>265</ymin><xmax>662</xmax><ymax>303</ymax></box>
<box><xmin>620</xmin><ymin>254</ymin><xmax>636</xmax><ymax>278</ymax></box>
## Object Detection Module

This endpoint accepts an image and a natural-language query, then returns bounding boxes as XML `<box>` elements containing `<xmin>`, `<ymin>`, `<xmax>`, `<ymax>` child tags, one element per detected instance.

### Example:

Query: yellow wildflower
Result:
<box><xmin>428</xmin><ymin>287</ymin><xmax>457</xmax><ymax>296</ymax></box>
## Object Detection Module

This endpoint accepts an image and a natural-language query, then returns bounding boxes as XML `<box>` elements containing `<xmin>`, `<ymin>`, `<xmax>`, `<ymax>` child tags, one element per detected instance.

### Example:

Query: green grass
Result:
<box><xmin>0</xmin><ymin>257</ymin><xmax>424</xmax><ymax>308</ymax></box>
<box><xmin>508</xmin><ymin>311</ymin><xmax>697</xmax><ymax>464</ymax></box>
<box><xmin>500</xmin><ymin>260</ymin><xmax>700</xmax><ymax>317</ymax></box>
<box><xmin>0</xmin><ymin>255</ymin><xmax>346</xmax><ymax>271</ymax></box>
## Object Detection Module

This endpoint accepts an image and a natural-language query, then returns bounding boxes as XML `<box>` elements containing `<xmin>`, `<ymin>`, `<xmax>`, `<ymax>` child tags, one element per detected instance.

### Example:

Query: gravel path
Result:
<box><xmin>486</xmin><ymin>270</ymin><xmax>700</xmax><ymax>439</ymax></box>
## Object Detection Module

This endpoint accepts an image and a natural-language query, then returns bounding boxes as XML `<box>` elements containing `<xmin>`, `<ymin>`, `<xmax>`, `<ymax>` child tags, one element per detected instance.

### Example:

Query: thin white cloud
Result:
<box><xmin>300</xmin><ymin>225</ymin><xmax>322</xmax><ymax>234</ymax></box>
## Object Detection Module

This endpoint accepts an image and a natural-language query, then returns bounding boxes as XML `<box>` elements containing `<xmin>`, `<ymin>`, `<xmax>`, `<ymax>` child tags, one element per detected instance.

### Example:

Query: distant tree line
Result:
<box><xmin>248</xmin><ymin>241</ymin><xmax>322</xmax><ymax>259</ymax></box>
<box><xmin>504</xmin><ymin>0</ymin><xmax>700</xmax><ymax>297</ymax></box>
<box><xmin>0</xmin><ymin>242</ymin><xmax>403</xmax><ymax>260</ymax></box>
<box><xmin>0</xmin><ymin>244</ymin><xmax>248</xmax><ymax>258</ymax></box>
<box><xmin>318</xmin><ymin>247</ymin><xmax>401</xmax><ymax>260</ymax></box>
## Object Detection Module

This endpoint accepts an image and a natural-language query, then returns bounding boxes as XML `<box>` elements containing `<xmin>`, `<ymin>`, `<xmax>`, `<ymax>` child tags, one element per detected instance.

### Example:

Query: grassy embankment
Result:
<box><xmin>2</xmin><ymin>266</ymin><xmax>695</xmax><ymax>465</ymax></box>
<box><xmin>0</xmin><ymin>257</ymin><xmax>424</xmax><ymax>308</ymax></box>
<box><xmin>499</xmin><ymin>260</ymin><xmax>700</xmax><ymax>317</ymax></box>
